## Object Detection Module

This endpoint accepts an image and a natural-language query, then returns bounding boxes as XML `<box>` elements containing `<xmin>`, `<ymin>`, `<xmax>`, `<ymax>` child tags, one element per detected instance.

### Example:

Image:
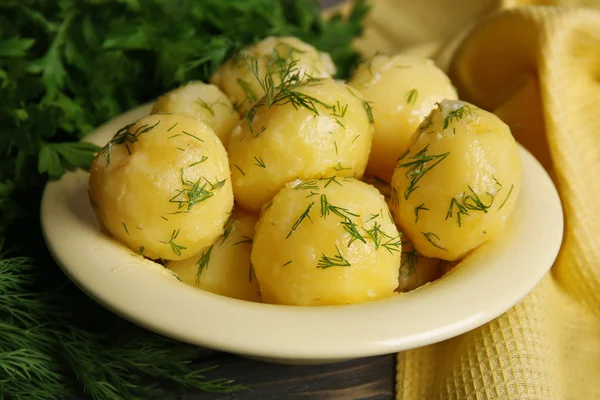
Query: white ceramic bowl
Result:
<box><xmin>41</xmin><ymin>104</ymin><xmax>563</xmax><ymax>364</ymax></box>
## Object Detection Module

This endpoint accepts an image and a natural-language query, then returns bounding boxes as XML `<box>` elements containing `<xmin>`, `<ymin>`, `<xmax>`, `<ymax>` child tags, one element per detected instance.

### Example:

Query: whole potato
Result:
<box><xmin>89</xmin><ymin>113</ymin><xmax>234</xmax><ymax>261</ymax></box>
<box><xmin>167</xmin><ymin>208</ymin><xmax>261</xmax><ymax>302</ymax></box>
<box><xmin>228</xmin><ymin>78</ymin><xmax>374</xmax><ymax>213</ymax></box>
<box><xmin>348</xmin><ymin>54</ymin><xmax>457</xmax><ymax>182</ymax></box>
<box><xmin>210</xmin><ymin>36</ymin><xmax>336</xmax><ymax>114</ymax></box>
<box><xmin>151</xmin><ymin>81</ymin><xmax>239</xmax><ymax>147</ymax></box>
<box><xmin>390</xmin><ymin>99</ymin><xmax>522</xmax><ymax>260</ymax></box>
<box><xmin>251</xmin><ymin>178</ymin><xmax>401</xmax><ymax>306</ymax></box>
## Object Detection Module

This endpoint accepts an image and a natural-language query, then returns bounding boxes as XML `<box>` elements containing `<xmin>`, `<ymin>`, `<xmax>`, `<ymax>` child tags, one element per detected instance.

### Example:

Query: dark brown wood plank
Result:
<box><xmin>187</xmin><ymin>351</ymin><xmax>395</xmax><ymax>399</ymax></box>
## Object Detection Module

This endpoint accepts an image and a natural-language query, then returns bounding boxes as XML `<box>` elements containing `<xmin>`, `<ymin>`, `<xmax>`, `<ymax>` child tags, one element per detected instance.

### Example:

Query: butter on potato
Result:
<box><xmin>251</xmin><ymin>178</ymin><xmax>401</xmax><ymax>306</ymax></box>
<box><xmin>390</xmin><ymin>99</ymin><xmax>521</xmax><ymax>261</ymax></box>
<box><xmin>227</xmin><ymin>77</ymin><xmax>374</xmax><ymax>213</ymax></box>
<box><xmin>89</xmin><ymin>113</ymin><xmax>234</xmax><ymax>261</ymax></box>
<box><xmin>348</xmin><ymin>54</ymin><xmax>457</xmax><ymax>182</ymax></box>
<box><xmin>151</xmin><ymin>81</ymin><xmax>239</xmax><ymax>147</ymax></box>
<box><xmin>210</xmin><ymin>36</ymin><xmax>336</xmax><ymax>114</ymax></box>
<box><xmin>167</xmin><ymin>208</ymin><xmax>261</xmax><ymax>302</ymax></box>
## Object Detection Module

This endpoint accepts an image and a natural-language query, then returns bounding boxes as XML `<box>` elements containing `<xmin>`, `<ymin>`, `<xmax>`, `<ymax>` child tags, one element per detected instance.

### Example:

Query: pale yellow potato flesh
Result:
<box><xmin>210</xmin><ymin>36</ymin><xmax>336</xmax><ymax>114</ymax></box>
<box><xmin>348</xmin><ymin>54</ymin><xmax>457</xmax><ymax>182</ymax></box>
<box><xmin>167</xmin><ymin>208</ymin><xmax>261</xmax><ymax>302</ymax></box>
<box><xmin>251</xmin><ymin>178</ymin><xmax>401</xmax><ymax>306</ymax></box>
<box><xmin>396</xmin><ymin>240</ymin><xmax>443</xmax><ymax>292</ymax></box>
<box><xmin>390</xmin><ymin>99</ymin><xmax>522</xmax><ymax>261</ymax></box>
<box><xmin>89</xmin><ymin>113</ymin><xmax>234</xmax><ymax>261</ymax></box>
<box><xmin>227</xmin><ymin>78</ymin><xmax>374</xmax><ymax>213</ymax></box>
<box><xmin>151</xmin><ymin>81</ymin><xmax>240</xmax><ymax>147</ymax></box>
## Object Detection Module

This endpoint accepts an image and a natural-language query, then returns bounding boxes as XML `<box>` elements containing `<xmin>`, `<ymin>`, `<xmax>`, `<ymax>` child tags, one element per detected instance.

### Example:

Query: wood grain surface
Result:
<box><xmin>188</xmin><ymin>350</ymin><xmax>395</xmax><ymax>399</ymax></box>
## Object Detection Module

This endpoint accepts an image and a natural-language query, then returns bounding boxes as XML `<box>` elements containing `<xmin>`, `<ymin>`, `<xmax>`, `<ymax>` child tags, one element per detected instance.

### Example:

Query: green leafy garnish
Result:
<box><xmin>395</xmin><ymin>146</ymin><xmax>450</xmax><ymax>200</ymax></box>
<box><xmin>317</xmin><ymin>245</ymin><xmax>351</xmax><ymax>269</ymax></box>
<box><xmin>286</xmin><ymin>202</ymin><xmax>314</xmax><ymax>239</ymax></box>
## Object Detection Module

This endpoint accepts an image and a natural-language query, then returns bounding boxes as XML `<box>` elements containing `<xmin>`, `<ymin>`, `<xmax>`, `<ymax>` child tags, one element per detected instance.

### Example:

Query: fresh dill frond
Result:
<box><xmin>317</xmin><ymin>246</ymin><xmax>351</xmax><ymax>269</ymax></box>
<box><xmin>422</xmin><ymin>231</ymin><xmax>447</xmax><ymax>251</ymax></box>
<box><xmin>414</xmin><ymin>203</ymin><xmax>429</xmax><ymax>223</ymax></box>
<box><xmin>286</xmin><ymin>202</ymin><xmax>314</xmax><ymax>239</ymax></box>
<box><xmin>196</xmin><ymin>245</ymin><xmax>214</xmax><ymax>284</ymax></box>
<box><xmin>395</xmin><ymin>146</ymin><xmax>450</xmax><ymax>200</ymax></box>
<box><xmin>254</xmin><ymin>156</ymin><xmax>266</xmax><ymax>168</ymax></box>
<box><xmin>498</xmin><ymin>184</ymin><xmax>514</xmax><ymax>210</ymax></box>
<box><xmin>405</xmin><ymin>89</ymin><xmax>418</xmax><ymax>105</ymax></box>
<box><xmin>160</xmin><ymin>229</ymin><xmax>187</xmax><ymax>257</ymax></box>
<box><xmin>443</xmin><ymin>104</ymin><xmax>476</xmax><ymax>130</ymax></box>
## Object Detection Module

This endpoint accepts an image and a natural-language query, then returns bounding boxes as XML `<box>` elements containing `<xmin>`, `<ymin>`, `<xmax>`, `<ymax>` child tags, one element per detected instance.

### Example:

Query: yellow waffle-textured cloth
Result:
<box><xmin>346</xmin><ymin>1</ymin><xmax>600</xmax><ymax>399</ymax></box>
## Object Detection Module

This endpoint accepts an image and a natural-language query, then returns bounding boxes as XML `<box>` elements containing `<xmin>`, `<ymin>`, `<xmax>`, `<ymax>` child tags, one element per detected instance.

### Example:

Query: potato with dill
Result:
<box><xmin>89</xmin><ymin>113</ymin><xmax>234</xmax><ymax>261</ymax></box>
<box><xmin>227</xmin><ymin>77</ymin><xmax>374</xmax><ymax>213</ymax></box>
<box><xmin>151</xmin><ymin>81</ymin><xmax>239</xmax><ymax>147</ymax></box>
<box><xmin>390</xmin><ymin>99</ymin><xmax>521</xmax><ymax>261</ymax></box>
<box><xmin>348</xmin><ymin>54</ymin><xmax>457</xmax><ymax>182</ymax></box>
<box><xmin>251</xmin><ymin>178</ymin><xmax>401</xmax><ymax>306</ymax></box>
<box><xmin>167</xmin><ymin>208</ymin><xmax>261</xmax><ymax>302</ymax></box>
<box><xmin>210</xmin><ymin>36</ymin><xmax>336</xmax><ymax>114</ymax></box>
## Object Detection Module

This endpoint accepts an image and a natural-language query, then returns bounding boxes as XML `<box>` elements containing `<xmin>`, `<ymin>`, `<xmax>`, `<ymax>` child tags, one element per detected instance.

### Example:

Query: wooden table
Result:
<box><xmin>189</xmin><ymin>350</ymin><xmax>396</xmax><ymax>399</ymax></box>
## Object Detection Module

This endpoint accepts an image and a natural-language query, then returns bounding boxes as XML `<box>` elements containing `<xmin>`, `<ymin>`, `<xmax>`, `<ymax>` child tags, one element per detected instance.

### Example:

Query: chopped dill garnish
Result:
<box><xmin>286</xmin><ymin>202</ymin><xmax>314</xmax><ymax>239</ymax></box>
<box><xmin>405</xmin><ymin>89</ymin><xmax>418</xmax><ymax>105</ymax></box>
<box><xmin>283</xmin><ymin>260</ymin><xmax>292</xmax><ymax>267</ymax></box>
<box><xmin>364</xmin><ymin>222</ymin><xmax>392</xmax><ymax>249</ymax></box>
<box><xmin>352</xmin><ymin>134</ymin><xmax>361</xmax><ymax>143</ymax></box>
<box><xmin>414</xmin><ymin>203</ymin><xmax>429</xmax><ymax>223</ymax></box>
<box><xmin>294</xmin><ymin>180</ymin><xmax>319</xmax><ymax>191</ymax></box>
<box><xmin>317</xmin><ymin>245</ymin><xmax>351</xmax><ymax>269</ymax></box>
<box><xmin>334</xmin><ymin>141</ymin><xmax>338</xmax><ymax>155</ymax></box>
<box><xmin>237</xmin><ymin>78</ymin><xmax>258</xmax><ymax>104</ymax></box>
<box><xmin>189</xmin><ymin>156</ymin><xmax>208</xmax><ymax>167</ymax></box>
<box><xmin>233</xmin><ymin>164</ymin><xmax>245</xmax><ymax>176</ymax></box>
<box><xmin>182</xmin><ymin>131</ymin><xmax>204</xmax><ymax>142</ymax></box>
<box><xmin>498</xmin><ymin>184</ymin><xmax>514</xmax><ymax>210</ymax></box>
<box><xmin>219</xmin><ymin>217</ymin><xmax>235</xmax><ymax>246</ymax></box>
<box><xmin>196</xmin><ymin>98</ymin><xmax>216</xmax><ymax>116</ymax></box>
<box><xmin>101</xmin><ymin>121</ymin><xmax>160</xmax><ymax>165</ymax></box>
<box><xmin>176</xmin><ymin>147</ymin><xmax>185</xmax><ymax>151</ymax></box>
<box><xmin>138</xmin><ymin>246</ymin><xmax>145</xmax><ymax>256</ymax></box>
<box><xmin>443</xmin><ymin>104</ymin><xmax>476</xmax><ymax>130</ymax></box>
<box><xmin>234</xmin><ymin>236</ymin><xmax>253</xmax><ymax>245</ymax></box>
<box><xmin>320</xmin><ymin>175</ymin><xmax>342</xmax><ymax>188</ymax></box>
<box><xmin>320</xmin><ymin>194</ymin><xmax>365</xmax><ymax>246</ymax></box>
<box><xmin>167</xmin><ymin>122</ymin><xmax>178</xmax><ymax>132</ymax></box>
<box><xmin>160</xmin><ymin>216</ymin><xmax>168</xmax><ymax>221</ymax></box>
<box><xmin>382</xmin><ymin>234</ymin><xmax>402</xmax><ymax>254</ymax></box>
<box><xmin>367</xmin><ymin>212</ymin><xmax>380</xmax><ymax>222</ymax></box>
<box><xmin>195</xmin><ymin>245</ymin><xmax>213</xmax><ymax>284</ymax></box>
<box><xmin>422</xmin><ymin>231</ymin><xmax>447</xmax><ymax>251</ymax></box>
<box><xmin>395</xmin><ymin>145</ymin><xmax>449</xmax><ymax>200</ymax></box>
<box><xmin>167</xmin><ymin>134</ymin><xmax>181</xmax><ymax>139</ymax></box>
<box><xmin>390</xmin><ymin>187</ymin><xmax>399</xmax><ymax>207</ymax></box>
<box><xmin>170</xmin><ymin>169</ymin><xmax>216</xmax><ymax>210</ymax></box>
<box><xmin>254</xmin><ymin>156</ymin><xmax>266</xmax><ymax>168</ymax></box>
<box><xmin>248</xmin><ymin>262</ymin><xmax>254</xmax><ymax>282</ymax></box>
<box><xmin>332</xmin><ymin>162</ymin><xmax>351</xmax><ymax>171</ymax></box>
<box><xmin>122</xmin><ymin>223</ymin><xmax>129</xmax><ymax>235</ymax></box>
<box><xmin>160</xmin><ymin>229</ymin><xmax>187</xmax><ymax>257</ymax></box>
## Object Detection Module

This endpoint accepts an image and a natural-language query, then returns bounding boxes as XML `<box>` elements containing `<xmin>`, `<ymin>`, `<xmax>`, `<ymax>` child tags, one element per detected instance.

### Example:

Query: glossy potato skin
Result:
<box><xmin>348</xmin><ymin>55</ymin><xmax>457</xmax><ymax>182</ymax></box>
<box><xmin>151</xmin><ymin>82</ymin><xmax>239</xmax><ymax>148</ymax></box>
<box><xmin>167</xmin><ymin>208</ymin><xmax>261</xmax><ymax>302</ymax></box>
<box><xmin>89</xmin><ymin>114</ymin><xmax>234</xmax><ymax>261</ymax></box>
<box><xmin>251</xmin><ymin>178</ymin><xmax>401</xmax><ymax>306</ymax></box>
<box><xmin>227</xmin><ymin>78</ymin><xmax>374</xmax><ymax>213</ymax></box>
<box><xmin>390</xmin><ymin>100</ymin><xmax>521</xmax><ymax>261</ymax></box>
<box><xmin>210</xmin><ymin>36</ymin><xmax>336</xmax><ymax>114</ymax></box>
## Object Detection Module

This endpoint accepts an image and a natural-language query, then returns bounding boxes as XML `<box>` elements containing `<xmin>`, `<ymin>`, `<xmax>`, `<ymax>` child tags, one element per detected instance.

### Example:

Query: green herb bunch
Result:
<box><xmin>0</xmin><ymin>0</ymin><xmax>369</xmax><ymax>399</ymax></box>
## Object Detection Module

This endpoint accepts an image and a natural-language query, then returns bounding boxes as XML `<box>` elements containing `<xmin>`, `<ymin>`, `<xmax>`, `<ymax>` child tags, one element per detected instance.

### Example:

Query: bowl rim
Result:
<box><xmin>40</xmin><ymin>104</ymin><xmax>564</xmax><ymax>361</ymax></box>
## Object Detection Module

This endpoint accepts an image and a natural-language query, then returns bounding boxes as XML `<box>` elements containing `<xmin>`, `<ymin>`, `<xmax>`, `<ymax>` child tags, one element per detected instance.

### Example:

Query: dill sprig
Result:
<box><xmin>170</xmin><ymin>169</ymin><xmax>219</xmax><ymax>211</ymax></box>
<box><xmin>317</xmin><ymin>246</ymin><xmax>351</xmax><ymax>269</ymax></box>
<box><xmin>446</xmin><ymin>186</ymin><xmax>494</xmax><ymax>227</ymax></box>
<box><xmin>414</xmin><ymin>203</ymin><xmax>429</xmax><ymax>223</ymax></box>
<box><xmin>422</xmin><ymin>231</ymin><xmax>447</xmax><ymax>251</ymax></box>
<box><xmin>293</xmin><ymin>180</ymin><xmax>319</xmax><ymax>191</ymax></box>
<box><xmin>253</xmin><ymin>156</ymin><xmax>266</xmax><ymax>168</ymax></box>
<box><xmin>364</xmin><ymin>222</ymin><xmax>392</xmax><ymax>249</ymax></box>
<box><xmin>101</xmin><ymin>121</ymin><xmax>160</xmax><ymax>165</ymax></box>
<box><xmin>382</xmin><ymin>234</ymin><xmax>402</xmax><ymax>254</ymax></box>
<box><xmin>395</xmin><ymin>146</ymin><xmax>450</xmax><ymax>200</ymax></box>
<box><xmin>442</xmin><ymin>104</ymin><xmax>476</xmax><ymax>129</ymax></box>
<box><xmin>498</xmin><ymin>184</ymin><xmax>515</xmax><ymax>210</ymax></box>
<box><xmin>320</xmin><ymin>195</ymin><xmax>366</xmax><ymax>246</ymax></box>
<box><xmin>405</xmin><ymin>89</ymin><xmax>418</xmax><ymax>105</ymax></box>
<box><xmin>286</xmin><ymin>202</ymin><xmax>314</xmax><ymax>239</ymax></box>
<box><xmin>195</xmin><ymin>245</ymin><xmax>214</xmax><ymax>284</ymax></box>
<box><xmin>160</xmin><ymin>229</ymin><xmax>187</xmax><ymax>257</ymax></box>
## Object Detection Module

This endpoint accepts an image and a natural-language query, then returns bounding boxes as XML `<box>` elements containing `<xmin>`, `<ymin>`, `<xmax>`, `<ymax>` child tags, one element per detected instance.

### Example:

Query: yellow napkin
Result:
<box><xmin>346</xmin><ymin>1</ymin><xmax>600</xmax><ymax>398</ymax></box>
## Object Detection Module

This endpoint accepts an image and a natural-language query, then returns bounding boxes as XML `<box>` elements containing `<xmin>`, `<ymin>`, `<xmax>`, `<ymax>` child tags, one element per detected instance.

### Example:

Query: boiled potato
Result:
<box><xmin>390</xmin><ymin>99</ymin><xmax>521</xmax><ymax>260</ymax></box>
<box><xmin>251</xmin><ymin>178</ymin><xmax>401</xmax><ymax>306</ymax></box>
<box><xmin>89</xmin><ymin>113</ymin><xmax>234</xmax><ymax>261</ymax></box>
<box><xmin>228</xmin><ymin>78</ymin><xmax>374</xmax><ymax>213</ymax></box>
<box><xmin>396</xmin><ymin>240</ymin><xmax>443</xmax><ymax>292</ymax></box>
<box><xmin>151</xmin><ymin>81</ymin><xmax>239</xmax><ymax>147</ymax></box>
<box><xmin>167</xmin><ymin>208</ymin><xmax>261</xmax><ymax>302</ymax></box>
<box><xmin>348</xmin><ymin>54</ymin><xmax>457</xmax><ymax>182</ymax></box>
<box><xmin>210</xmin><ymin>36</ymin><xmax>336</xmax><ymax>114</ymax></box>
